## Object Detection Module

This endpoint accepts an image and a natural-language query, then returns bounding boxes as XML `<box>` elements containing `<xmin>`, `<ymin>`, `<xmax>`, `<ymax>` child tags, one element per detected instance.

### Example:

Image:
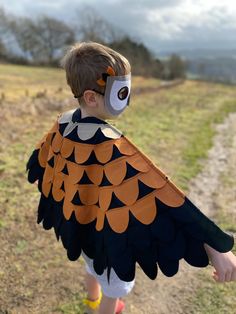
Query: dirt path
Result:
<box><xmin>123</xmin><ymin>112</ymin><xmax>236</xmax><ymax>314</ymax></box>
<box><xmin>133</xmin><ymin>79</ymin><xmax>184</xmax><ymax>95</ymax></box>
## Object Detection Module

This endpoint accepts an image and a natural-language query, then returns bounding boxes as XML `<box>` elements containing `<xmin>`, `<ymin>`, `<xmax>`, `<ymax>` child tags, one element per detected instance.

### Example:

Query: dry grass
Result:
<box><xmin>0</xmin><ymin>64</ymin><xmax>236</xmax><ymax>313</ymax></box>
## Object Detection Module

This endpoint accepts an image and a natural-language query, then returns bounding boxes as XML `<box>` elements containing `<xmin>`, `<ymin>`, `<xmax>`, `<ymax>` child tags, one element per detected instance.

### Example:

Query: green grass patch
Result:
<box><xmin>54</xmin><ymin>292</ymin><xmax>87</xmax><ymax>314</ymax></box>
<box><xmin>188</xmin><ymin>272</ymin><xmax>236</xmax><ymax>314</ymax></box>
<box><xmin>215</xmin><ymin>213</ymin><xmax>236</xmax><ymax>234</ymax></box>
<box><xmin>174</xmin><ymin>99</ymin><xmax>236</xmax><ymax>190</ymax></box>
<box><xmin>113</xmin><ymin>82</ymin><xmax>236</xmax><ymax>192</ymax></box>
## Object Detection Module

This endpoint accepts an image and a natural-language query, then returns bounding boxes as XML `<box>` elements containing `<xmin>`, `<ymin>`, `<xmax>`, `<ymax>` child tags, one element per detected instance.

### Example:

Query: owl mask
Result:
<box><xmin>96</xmin><ymin>66</ymin><xmax>131</xmax><ymax>116</ymax></box>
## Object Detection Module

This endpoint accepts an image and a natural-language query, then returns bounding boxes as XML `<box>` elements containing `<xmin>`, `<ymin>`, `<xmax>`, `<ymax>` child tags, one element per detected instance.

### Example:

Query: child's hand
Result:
<box><xmin>204</xmin><ymin>243</ymin><xmax>236</xmax><ymax>282</ymax></box>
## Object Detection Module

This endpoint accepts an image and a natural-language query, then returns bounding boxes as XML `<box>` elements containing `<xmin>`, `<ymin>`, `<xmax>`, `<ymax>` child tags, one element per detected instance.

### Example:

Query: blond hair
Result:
<box><xmin>60</xmin><ymin>41</ymin><xmax>131</xmax><ymax>105</ymax></box>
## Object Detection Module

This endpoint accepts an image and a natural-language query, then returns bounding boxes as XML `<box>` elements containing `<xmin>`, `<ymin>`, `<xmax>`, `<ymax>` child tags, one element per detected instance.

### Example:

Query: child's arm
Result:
<box><xmin>204</xmin><ymin>243</ymin><xmax>236</xmax><ymax>282</ymax></box>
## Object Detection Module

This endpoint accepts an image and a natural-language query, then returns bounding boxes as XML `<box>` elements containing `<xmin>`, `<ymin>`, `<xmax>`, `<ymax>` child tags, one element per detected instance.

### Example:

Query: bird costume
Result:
<box><xmin>26</xmin><ymin>67</ymin><xmax>234</xmax><ymax>283</ymax></box>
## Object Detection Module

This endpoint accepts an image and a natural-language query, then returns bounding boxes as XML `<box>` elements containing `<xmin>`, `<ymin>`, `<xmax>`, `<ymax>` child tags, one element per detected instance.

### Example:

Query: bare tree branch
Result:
<box><xmin>10</xmin><ymin>15</ymin><xmax>75</xmax><ymax>64</ymax></box>
<box><xmin>73</xmin><ymin>6</ymin><xmax>124</xmax><ymax>43</ymax></box>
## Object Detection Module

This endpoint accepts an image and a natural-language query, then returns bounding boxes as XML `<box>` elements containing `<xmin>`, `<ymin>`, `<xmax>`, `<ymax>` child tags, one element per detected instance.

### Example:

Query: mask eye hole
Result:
<box><xmin>117</xmin><ymin>86</ymin><xmax>129</xmax><ymax>100</ymax></box>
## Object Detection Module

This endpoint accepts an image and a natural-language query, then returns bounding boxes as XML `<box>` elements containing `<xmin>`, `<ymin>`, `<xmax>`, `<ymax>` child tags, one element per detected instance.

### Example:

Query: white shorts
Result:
<box><xmin>81</xmin><ymin>250</ymin><xmax>135</xmax><ymax>298</ymax></box>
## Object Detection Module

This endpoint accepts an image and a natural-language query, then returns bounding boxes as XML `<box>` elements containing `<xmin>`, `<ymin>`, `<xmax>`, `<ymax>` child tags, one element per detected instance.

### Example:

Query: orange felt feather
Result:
<box><xmin>106</xmin><ymin>66</ymin><xmax>116</xmax><ymax>76</ymax></box>
<box><xmin>96</xmin><ymin>66</ymin><xmax>116</xmax><ymax>86</ymax></box>
<box><xmin>35</xmin><ymin>121</ymin><xmax>186</xmax><ymax>233</ymax></box>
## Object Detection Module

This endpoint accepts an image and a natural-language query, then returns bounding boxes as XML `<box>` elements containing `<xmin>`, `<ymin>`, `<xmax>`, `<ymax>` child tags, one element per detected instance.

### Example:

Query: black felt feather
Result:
<box><xmin>26</xmin><ymin>110</ymin><xmax>235</xmax><ymax>284</ymax></box>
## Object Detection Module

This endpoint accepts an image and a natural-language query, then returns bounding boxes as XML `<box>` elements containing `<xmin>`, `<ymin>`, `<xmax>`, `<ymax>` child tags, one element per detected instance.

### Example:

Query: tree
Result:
<box><xmin>0</xmin><ymin>39</ymin><xmax>6</xmax><ymax>58</ymax></box>
<box><xmin>151</xmin><ymin>58</ymin><xmax>165</xmax><ymax>78</ymax></box>
<box><xmin>10</xmin><ymin>17</ymin><xmax>40</xmax><ymax>61</ymax></box>
<box><xmin>0</xmin><ymin>7</ymin><xmax>13</xmax><ymax>49</ymax></box>
<box><xmin>166</xmin><ymin>54</ymin><xmax>186</xmax><ymax>80</ymax></box>
<box><xmin>110</xmin><ymin>36</ymin><xmax>164</xmax><ymax>77</ymax></box>
<box><xmin>75</xmin><ymin>6</ymin><xmax>123</xmax><ymax>44</ymax></box>
<box><xmin>11</xmin><ymin>16</ymin><xmax>75</xmax><ymax>64</ymax></box>
<box><xmin>1</xmin><ymin>5</ymin><xmax>165</xmax><ymax>77</ymax></box>
<box><xmin>0</xmin><ymin>7</ymin><xmax>7</xmax><ymax>38</ymax></box>
<box><xmin>35</xmin><ymin>16</ymin><xmax>75</xmax><ymax>64</ymax></box>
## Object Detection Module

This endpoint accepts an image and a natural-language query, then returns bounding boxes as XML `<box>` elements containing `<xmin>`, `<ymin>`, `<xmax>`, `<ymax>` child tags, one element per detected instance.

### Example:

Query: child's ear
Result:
<box><xmin>83</xmin><ymin>90</ymin><xmax>97</xmax><ymax>108</ymax></box>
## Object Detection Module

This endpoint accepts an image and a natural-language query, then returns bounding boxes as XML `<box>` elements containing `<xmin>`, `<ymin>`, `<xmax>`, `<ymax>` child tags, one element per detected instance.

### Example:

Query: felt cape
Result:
<box><xmin>26</xmin><ymin>108</ymin><xmax>234</xmax><ymax>283</ymax></box>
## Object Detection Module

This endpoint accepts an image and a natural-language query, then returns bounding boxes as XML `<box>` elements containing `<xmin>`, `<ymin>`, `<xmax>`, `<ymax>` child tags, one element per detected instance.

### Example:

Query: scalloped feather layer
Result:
<box><xmin>26</xmin><ymin>114</ymin><xmax>235</xmax><ymax>282</ymax></box>
<box><xmin>33</xmin><ymin>120</ymin><xmax>186</xmax><ymax>233</ymax></box>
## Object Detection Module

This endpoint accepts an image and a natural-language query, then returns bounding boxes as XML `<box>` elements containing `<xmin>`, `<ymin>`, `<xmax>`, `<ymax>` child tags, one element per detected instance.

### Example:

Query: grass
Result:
<box><xmin>1</xmin><ymin>64</ymin><xmax>236</xmax><ymax>313</ymax></box>
<box><xmin>113</xmin><ymin>80</ymin><xmax>236</xmax><ymax>191</ymax></box>
<box><xmin>180</xmin><ymin>99</ymin><xmax>236</xmax><ymax>314</ymax></box>
<box><xmin>0</xmin><ymin>63</ymin><xmax>161</xmax><ymax>102</ymax></box>
<box><xmin>189</xmin><ymin>238</ymin><xmax>236</xmax><ymax>313</ymax></box>
<box><xmin>189</xmin><ymin>271</ymin><xmax>236</xmax><ymax>314</ymax></box>
<box><xmin>54</xmin><ymin>293</ymin><xmax>87</xmax><ymax>314</ymax></box>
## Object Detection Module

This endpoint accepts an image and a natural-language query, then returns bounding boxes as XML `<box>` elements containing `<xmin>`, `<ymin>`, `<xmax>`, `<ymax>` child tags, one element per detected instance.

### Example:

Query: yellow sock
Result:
<box><xmin>83</xmin><ymin>290</ymin><xmax>103</xmax><ymax>310</ymax></box>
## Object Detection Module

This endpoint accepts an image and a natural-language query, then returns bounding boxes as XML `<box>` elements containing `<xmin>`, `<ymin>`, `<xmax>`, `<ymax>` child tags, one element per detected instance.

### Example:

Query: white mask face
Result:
<box><xmin>104</xmin><ymin>73</ymin><xmax>131</xmax><ymax>116</ymax></box>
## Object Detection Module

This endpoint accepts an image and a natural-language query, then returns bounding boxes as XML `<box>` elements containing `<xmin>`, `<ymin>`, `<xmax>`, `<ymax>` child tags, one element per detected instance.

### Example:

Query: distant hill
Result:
<box><xmin>158</xmin><ymin>48</ymin><xmax>236</xmax><ymax>84</ymax></box>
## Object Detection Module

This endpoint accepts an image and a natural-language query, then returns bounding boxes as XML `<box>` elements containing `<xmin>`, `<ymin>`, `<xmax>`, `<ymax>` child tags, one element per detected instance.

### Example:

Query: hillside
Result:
<box><xmin>0</xmin><ymin>64</ymin><xmax>236</xmax><ymax>313</ymax></box>
<box><xmin>159</xmin><ymin>49</ymin><xmax>236</xmax><ymax>84</ymax></box>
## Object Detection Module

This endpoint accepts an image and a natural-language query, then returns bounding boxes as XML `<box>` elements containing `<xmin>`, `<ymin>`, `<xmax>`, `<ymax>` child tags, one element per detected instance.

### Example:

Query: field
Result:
<box><xmin>0</xmin><ymin>63</ymin><xmax>236</xmax><ymax>313</ymax></box>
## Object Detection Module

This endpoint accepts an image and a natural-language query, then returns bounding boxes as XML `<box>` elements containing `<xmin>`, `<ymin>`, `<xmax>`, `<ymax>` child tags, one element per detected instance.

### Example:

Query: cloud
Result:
<box><xmin>87</xmin><ymin>0</ymin><xmax>236</xmax><ymax>52</ymax></box>
<box><xmin>0</xmin><ymin>0</ymin><xmax>236</xmax><ymax>52</ymax></box>
<box><xmin>112</xmin><ymin>0</ymin><xmax>183</xmax><ymax>9</ymax></box>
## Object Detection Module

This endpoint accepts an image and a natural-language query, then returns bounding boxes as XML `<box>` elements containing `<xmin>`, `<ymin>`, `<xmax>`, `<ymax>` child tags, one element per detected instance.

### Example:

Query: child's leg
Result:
<box><xmin>84</xmin><ymin>271</ymin><xmax>101</xmax><ymax>301</ymax></box>
<box><xmin>82</xmin><ymin>251</ymin><xmax>134</xmax><ymax>313</ymax></box>
<box><xmin>98</xmin><ymin>295</ymin><xmax>118</xmax><ymax>314</ymax></box>
<box><xmin>84</xmin><ymin>270</ymin><xmax>120</xmax><ymax>314</ymax></box>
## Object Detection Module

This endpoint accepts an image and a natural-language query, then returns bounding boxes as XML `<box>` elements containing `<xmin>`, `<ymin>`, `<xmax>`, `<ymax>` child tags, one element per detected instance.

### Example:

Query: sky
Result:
<box><xmin>1</xmin><ymin>0</ymin><xmax>236</xmax><ymax>54</ymax></box>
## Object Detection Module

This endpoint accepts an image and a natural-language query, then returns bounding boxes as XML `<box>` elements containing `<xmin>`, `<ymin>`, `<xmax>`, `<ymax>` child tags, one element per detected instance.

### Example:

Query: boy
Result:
<box><xmin>26</xmin><ymin>42</ymin><xmax>236</xmax><ymax>314</ymax></box>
